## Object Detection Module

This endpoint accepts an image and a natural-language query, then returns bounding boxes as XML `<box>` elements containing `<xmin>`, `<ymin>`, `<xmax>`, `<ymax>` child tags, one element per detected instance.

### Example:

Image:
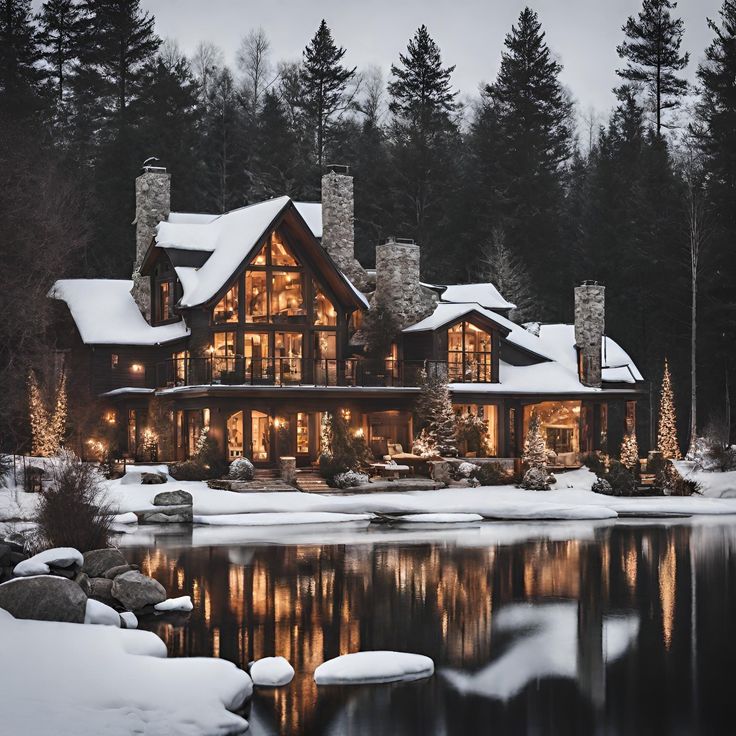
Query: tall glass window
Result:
<box><xmin>447</xmin><ymin>322</ymin><xmax>492</xmax><ymax>382</ymax></box>
<box><xmin>213</xmin><ymin>284</ymin><xmax>238</xmax><ymax>323</ymax></box>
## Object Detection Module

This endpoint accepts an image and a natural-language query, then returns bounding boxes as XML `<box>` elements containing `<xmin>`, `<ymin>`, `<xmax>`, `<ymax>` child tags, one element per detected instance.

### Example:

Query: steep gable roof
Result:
<box><xmin>438</xmin><ymin>282</ymin><xmax>516</xmax><ymax>311</ymax></box>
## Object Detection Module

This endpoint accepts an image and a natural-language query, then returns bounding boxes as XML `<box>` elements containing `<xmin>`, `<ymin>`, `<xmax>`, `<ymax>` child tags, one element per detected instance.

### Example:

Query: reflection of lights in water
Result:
<box><xmin>624</xmin><ymin>547</ymin><xmax>638</xmax><ymax>591</ymax></box>
<box><xmin>659</xmin><ymin>539</ymin><xmax>677</xmax><ymax>650</ymax></box>
<box><xmin>212</xmin><ymin>627</ymin><xmax>220</xmax><ymax>658</ymax></box>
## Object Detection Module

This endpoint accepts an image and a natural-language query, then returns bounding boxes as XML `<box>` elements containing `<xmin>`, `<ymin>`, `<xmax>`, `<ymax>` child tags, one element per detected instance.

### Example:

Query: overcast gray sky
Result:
<box><xmin>146</xmin><ymin>0</ymin><xmax>720</xmax><ymax>117</ymax></box>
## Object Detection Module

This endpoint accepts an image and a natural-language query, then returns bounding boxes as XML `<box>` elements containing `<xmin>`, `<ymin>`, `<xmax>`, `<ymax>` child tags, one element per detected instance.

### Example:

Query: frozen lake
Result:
<box><xmin>122</xmin><ymin>517</ymin><xmax>736</xmax><ymax>735</ymax></box>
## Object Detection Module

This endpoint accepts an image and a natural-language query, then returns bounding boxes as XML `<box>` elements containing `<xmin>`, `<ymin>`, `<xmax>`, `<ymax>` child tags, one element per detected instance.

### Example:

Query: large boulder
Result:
<box><xmin>82</xmin><ymin>548</ymin><xmax>127</xmax><ymax>578</ymax></box>
<box><xmin>0</xmin><ymin>575</ymin><xmax>87</xmax><ymax>623</ymax></box>
<box><xmin>141</xmin><ymin>472</ymin><xmax>167</xmax><ymax>485</ymax></box>
<box><xmin>153</xmin><ymin>490</ymin><xmax>193</xmax><ymax>506</ymax></box>
<box><xmin>111</xmin><ymin>571</ymin><xmax>166</xmax><ymax>611</ymax></box>
<box><xmin>103</xmin><ymin>564</ymin><xmax>139</xmax><ymax>580</ymax></box>
<box><xmin>139</xmin><ymin>505</ymin><xmax>193</xmax><ymax>524</ymax></box>
<box><xmin>88</xmin><ymin>577</ymin><xmax>116</xmax><ymax>607</ymax></box>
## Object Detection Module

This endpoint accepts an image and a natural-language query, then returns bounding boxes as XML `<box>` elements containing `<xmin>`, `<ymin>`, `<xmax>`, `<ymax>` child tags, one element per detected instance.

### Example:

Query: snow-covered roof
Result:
<box><xmin>536</xmin><ymin>324</ymin><xmax>643</xmax><ymax>384</ymax></box>
<box><xmin>403</xmin><ymin>302</ymin><xmax>554</xmax><ymax>361</ymax></box>
<box><xmin>439</xmin><ymin>283</ymin><xmax>516</xmax><ymax>311</ymax></box>
<box><xmin>294</xmin><ymin>202</ymin><xmax>322</xmax><ymax>238</ymax></box>
<box><xmin>162</xmin><ymin>200</ymin><xmax>322</xmax><ymax>252</ymax></box>
<box><xmin>50</xmin><ymin>280</ymin><xmax>189</xmax><ymax>346</ymax></box>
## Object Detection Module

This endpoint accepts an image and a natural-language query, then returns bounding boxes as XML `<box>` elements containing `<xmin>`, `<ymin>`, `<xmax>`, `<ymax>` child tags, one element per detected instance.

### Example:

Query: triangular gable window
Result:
<box><xmin>270</xmin><ymin>230</ymin><xmax>299</xmax><ymax>267</ymax></box>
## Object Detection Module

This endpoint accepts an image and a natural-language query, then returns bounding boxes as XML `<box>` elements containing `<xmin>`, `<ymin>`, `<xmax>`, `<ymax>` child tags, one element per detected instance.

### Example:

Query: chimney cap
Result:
<box><xmin>324</xmin><ymin>163</ymin><xmax>350</xmax><ymax>176</ymax></box>
<box><xmin>578</xmin><ymin>280</ymin><xmax>604</xmax><ymax>287</ymax></box>
<box><xmin>379</xmin><ymin>236</ymin><xmax>416</xmax><ymax>246</ymax></box>
<box><xmin>141</xmin><ymin>156</ymin><xmax>167</xmax><ymax>174</ymax></box>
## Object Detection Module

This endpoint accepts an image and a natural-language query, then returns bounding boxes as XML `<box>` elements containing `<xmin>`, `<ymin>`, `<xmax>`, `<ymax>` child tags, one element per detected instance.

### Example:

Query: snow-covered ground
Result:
<box><xmin>0</xmin><ymin>608</ymin><xmax>251</xmax><ymax>735</ymax></box>
<box><xmin>3</xmin><ymin>464</ymin><xmax>736</xmax><ymax>527</ymax></box>
<box><xmin>675</xmin><ymin>460</ymin><xmax>736</xmax><ymax>498</ymax></box>
<box><xmin>314</xmin><ymin>651</ymin><xmax>435</xmax><ymax>685</ymax></box>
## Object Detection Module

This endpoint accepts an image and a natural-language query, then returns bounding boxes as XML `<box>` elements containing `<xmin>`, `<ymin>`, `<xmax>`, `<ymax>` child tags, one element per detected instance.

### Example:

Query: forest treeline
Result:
<box><xmin>0</xmin><ymin>0</ymin><xmax>734</xmax><ymax>445</ymax></box>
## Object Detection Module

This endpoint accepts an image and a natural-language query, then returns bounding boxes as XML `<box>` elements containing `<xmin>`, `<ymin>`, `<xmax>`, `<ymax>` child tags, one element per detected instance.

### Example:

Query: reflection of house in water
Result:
<box><xmin>129</xmin><ymin>523</ymin><xmax>708</xmax><ymax>736</ymax></box>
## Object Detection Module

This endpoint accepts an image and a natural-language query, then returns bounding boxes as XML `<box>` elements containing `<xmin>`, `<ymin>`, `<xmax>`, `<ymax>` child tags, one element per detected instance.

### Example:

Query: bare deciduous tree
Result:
<box><xmin>236</xmin><ymin>27</ymin><xmax>277</xmax><ymax>120</ymax></box>
<box><xmin>191</xmin><ymin>41</ymin><xmax>224</xmax><ymax>104</ymax></box>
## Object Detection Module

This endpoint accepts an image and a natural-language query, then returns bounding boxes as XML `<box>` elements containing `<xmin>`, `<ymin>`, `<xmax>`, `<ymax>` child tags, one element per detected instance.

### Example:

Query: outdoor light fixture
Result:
<box><xmin>130</xmin><ymin>363</ymin><xmax>144</xmax><ymax>373</ymax></box>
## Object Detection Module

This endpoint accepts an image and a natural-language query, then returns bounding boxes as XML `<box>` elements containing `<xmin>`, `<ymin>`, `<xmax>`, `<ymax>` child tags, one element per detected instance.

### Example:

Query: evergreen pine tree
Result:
<box><xmin>485</xmin><ymin>8</ymin><xmax>573</xmax><ymax>314</ymax></box>
<box><xmin>388</xmin><ymin>25</ymin><xmax>460</xmax><ymax>279</ymax></box>
<box><xmin>36</xmin><ymin>0</ymin><xmax>81</xmax><ymax>106</ymax></box>
<box><xmin>694</xmin><ymin>1</ymin><xmax>736</xmax><ymax>432</ymax></box>
<box><xmin>0</xmin><ymin>0</ymin><xmax>42</xmax><ymax>118</ymax></box>
<box><xmin>657</xmin><ymin>358</ymin><xmax>681</xmax><ymax>459</ymax></box>
<box><xmin>616</xmin><ymin>0</ymin><xmax>689</xmax><ymax>137</ymax></box>
<box><xmin>415</xmin><ymin>369</ymin><xmax>458</xmax><ymax>457</ymax></box>
<box><xmin>522</xmin><ymin>413</ymin><xmax>547</xmax><ymax>469</ymax></box>
<box><xmin>301</xmin><ymin>20</ymin><xmax>356</xmax><ymax>170</ymax></box>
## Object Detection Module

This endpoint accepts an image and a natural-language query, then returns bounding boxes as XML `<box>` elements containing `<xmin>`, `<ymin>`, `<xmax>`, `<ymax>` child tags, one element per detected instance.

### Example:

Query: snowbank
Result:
<box><xmin>193</xmin><ymin>512</ymin><xmax>373</xmax><ymax>526</ymax></box>
<box><xmin>0</xmin><ymin>613</ymin><xmax>252</xmax><ymax>735</ymax></box>
<box><xmin>13</xmin><ymin>547</ymin><xmax>83</xmax><ymax>576</ymax></box>
<box><xmin>250</xmin><ymin>656</ymin><xmax>295</xmax><ymax>687</ymax></box>
<box><xmin>154</xmin><ymin>595</ymin><xmax>194</xmax><ymax>613</ymax></box>
<box><xmin>674</xmin><ymin>461</ymin><xmax>736</xmax><ymax>499</ymax></box>
<box><xmin>390</xmin><ymin>513</ymin><xmax>483</xmax><ymax>523</ymax></box>
<box><xmin>315</xmin><ymin>651</ymin><xmax>434</xmax><ymax>685</ymax></box>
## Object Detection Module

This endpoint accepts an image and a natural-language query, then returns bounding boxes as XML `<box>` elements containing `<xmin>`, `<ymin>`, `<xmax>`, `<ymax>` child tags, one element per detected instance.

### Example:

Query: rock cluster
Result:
<box><xmin>0</xmin><ymin>536</ymin><xmax>188</xmax><ymax>628</ymax></box>
<box><xmin>138</xmin><ymin>489</ymin><xmax>193</xmax><ymax>523</ymax></box>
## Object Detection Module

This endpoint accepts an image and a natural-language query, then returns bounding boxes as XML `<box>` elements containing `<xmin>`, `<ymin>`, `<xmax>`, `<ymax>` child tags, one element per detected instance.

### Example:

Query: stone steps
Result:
<box><xmin>295</xmin><ymin>471</ymin><xmax>331</xmax><ymax>493</ymax></box>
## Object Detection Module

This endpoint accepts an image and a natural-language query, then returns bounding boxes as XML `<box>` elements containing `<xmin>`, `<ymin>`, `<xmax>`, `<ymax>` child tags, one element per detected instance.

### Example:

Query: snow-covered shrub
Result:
<box><xmin>547</xmin><ymin>472</ymin><xmax>557</xmax><ymax>486</ymax></box>
<box><xmin>456</xmin><ymin>462</ymin><xmax>478</xmax><ymax>478</ymax></box>
<box><xmin>591</xmin><ymin>477</ymin><xmax>614</xmax><ymax>496</ymax></box>
<box><xmin>519</xmin><ymin>466</ymin><xmax>549</xmax><ymax>491</ymax></box>
<box><xmin>333</xmin><ymin>471</ymin><xmax>370</xmax><ymax>489</ymax></box>
<box><xmin>0</xmin><ymin>454</ymin><xmax>12</xmax><ymax>487</ymax></box>
<box><xmin>656</xmin><ymin>462</ymin><xmax>701</xmax><ymax>496</ymax></box>
<box><xmin>475</xmin><ymin>462</ymin><xmax>513</xmax><ymax>486</ymax></box>
<box><xmin>411</xmin><ymin>429</ymin><xmax>438</xmax><ymax>458</ymax></box>
<box><xmin>582</xmin><ymin>452</ymin><xmax>607</xmax><ymax>477</ymax></box>
<box><xmin>33</xmin><ymin>451</ymin><xmax>112</xmax><ymax>552</ymax></box>
<box><xmin>228</xmin><ymin>457</ymin><xmax>254</xmax><ymax>481</ymax></box>
<box><xmin>692</xmin><ymin>434</ymin><xmax>736</xmax><ymax>473</ymax></box>
<box><xmin>604</xmin><ymin>461</ymin><xmax>637</xmax><ymax>497</ymax></box>
<box><xmin>170</xmin><ymin>460</ymin><xmax>208</xmax><ymax>481</ymax></box>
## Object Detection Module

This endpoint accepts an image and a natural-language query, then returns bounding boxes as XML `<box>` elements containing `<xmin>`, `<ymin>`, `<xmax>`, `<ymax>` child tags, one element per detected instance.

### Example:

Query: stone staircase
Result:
<box><xmin>637</xmin><ymin>473</ymin><xmax>658</xmax><ymax>494</ymax></box>
<box><xmin>295</xmin><ymin>470</ymin><xmax>331</xmax><ymax>493</ymax></box>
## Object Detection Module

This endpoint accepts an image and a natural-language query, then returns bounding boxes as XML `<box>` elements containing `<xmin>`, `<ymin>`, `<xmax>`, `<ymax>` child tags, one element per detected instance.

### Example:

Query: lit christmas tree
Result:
<box><xmin>28</xmin><ymin>370</ymin><xmax>51</xmax><ymax>457</ymax></box>
<box><xmin>523</xmin><ymin>412</ymin><xmax>547</xmax><ymax>469</ymax></box>
<box><xmin>657</xmin><ymin>359</ymin><xmax>681</xmax><ymax>460</ymax></box>
<box><xmin>415</xmin><ymin>369</ymin><xmax>458</xmax><ymax>457</ymax></box>
<box><xmin>49</xmin><ymin>371</ymin><xmax>67</xmax><ymax>455</ymax></box>
<box><xmin>620</xmin><ymin>431</ymin><xmax>640</xmax><ymax>471</ymax></box>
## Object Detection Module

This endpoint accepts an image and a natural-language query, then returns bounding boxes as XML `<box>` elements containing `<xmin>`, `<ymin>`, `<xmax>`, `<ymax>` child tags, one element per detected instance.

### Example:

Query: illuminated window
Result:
<box><xmin>172</xmin><ymin>350</ymin><xmax>188</xmax><ymax>384</ymax></box>
<box><xmin>271</xmin><ymin>271</ymin><xmax>305</xmax><ymax>320</ymax></box>
<box><xmin>626</xmin><ymin>400</ymin><xmax>636</xmax><ymax>434</ymax></box>
<box><xmin>212</xmin><ymin>332</ymin><xmax>236</xmax><ymax>378</ymax></box>
<box><xmin>111</xmin><ymin>353</ymin><xmax>119</xmax><ymax>369</ymax></box>
<box><xmin>270</xmin><ymin>232</ymin><xmax>299</xmax><ymax>266</ymax></box>
<box><xmin>227</xmin><ymin>411</ymin><xmax>244</xmax><ymax>459</ymax></box>
<box><xmin>245</xmin><ymin>271</ymin><xmax>268</xmax><ymax>322</ymax></box>
<box><xmin>251</xmin><ymin>411</ymin><xmax>270</xmax><ymax>462</ymax></box>
<box><xmin>274</xmin><ymin>332</ymin><xmax>303</xmax><ymax>382</ymax></box>
<box><xmin>157</xmin><ymin>280</ymin><xmax>174</xmax><ymax>322</ymax></box>
<box><xmin>447</xmin><ymin>322</ymin><xmax>492</xmax><ymax>382</ymax></box>
<box><xmin>454</xmin><ymin>403</ymin><xmax>498</xmax><ymax>456</ymax></box>
<box><xmin>213</xmin><ymin>284</ymin><xmax>239</xmax><ymax>323</ymax></box>
<box><xmin>314</xmin><ymin>331</ymin><xmax>337</xmax><ymax>384</ymax></box>
<box><xmin>244</xmin><ymin>332</ymin><xmax>270</xmax><ymax>380</ymax></box>
<box><xmin>297</xmin><ymin>412</ymin><xmax>309</xmax><ymax>454</ymax></box>
<box><xmin>523</xmin><ymin>401</ymin><xmax>582</xmax><ymax>456</ymax></box>
<box><xmin>128</xmin><ymin>410</ymin><xmax>136</xmax><ymax>454</ymax></box>
<box><xmin>313</xmin><ymin>280</ymin><xmax>337</xmax><ymax>325</ymax></box>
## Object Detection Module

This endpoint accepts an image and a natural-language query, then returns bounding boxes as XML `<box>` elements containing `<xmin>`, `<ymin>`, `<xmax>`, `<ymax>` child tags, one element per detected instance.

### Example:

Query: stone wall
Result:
<box><xmin>321</xmin><ymin>169</ymin><xmax>367</xmax><ymax>289</ymax></box>
<box><xmin>574</xmin><ymin>282</ymin><xmax>605</xmax><ymax>388</ymax></box>
<box><xmin>374</xmin><ymin>239</ymin><xmax>437</xmax><ymax>330</ymax></box>
<box><xmin>131</xmin><ymin>168</ymin><xmax>171</xmax><ymax>320</ymax></box>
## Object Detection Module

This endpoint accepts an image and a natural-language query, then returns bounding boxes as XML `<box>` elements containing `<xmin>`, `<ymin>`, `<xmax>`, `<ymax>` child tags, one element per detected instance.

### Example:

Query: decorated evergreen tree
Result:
<box><xmin>616</xmin><ymin>0</ymin><xmax>689</xmax><ymax>137</ymax></box>
<box><xmin>301</xmin><ymin>19</ymin><xmax>356</xmax><ymax>170</ymax></box>
<box><xmin>522</xmin><ymin>412</ymin><xmax>547</xmax><ymax>469</ymax></box>
<box><xmin>28</xmin><ymin>371</ymin><xmax>51</xmax><ymax>457</ymax></box>
<box><xmin>414</xmin><ymin>369</ymin><xmax>458</xmax><ymax>457</ymax></box>
<box><xmin>657</xmin><ymin>358</ymin><xmax>682</xmax><ymax>459</ymax></box>
<box><xmin>620</xmin><ymin>430</ymin><xmax>640</xmax><ymax>471</ymax></box>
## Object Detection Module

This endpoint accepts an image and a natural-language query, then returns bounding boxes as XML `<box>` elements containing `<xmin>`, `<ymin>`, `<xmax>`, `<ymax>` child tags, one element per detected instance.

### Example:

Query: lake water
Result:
<box><xmin>123</xmin><ymin>518</ymin><xmax>736</xmax><ymax>735</ymax></box>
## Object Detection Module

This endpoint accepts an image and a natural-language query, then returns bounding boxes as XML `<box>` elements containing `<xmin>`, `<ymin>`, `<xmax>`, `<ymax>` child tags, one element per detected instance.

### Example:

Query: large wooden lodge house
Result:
<box><xmin>50</xmin><ymin>164</ymin><xmax>648</xmax><ymax>468</ymax></box>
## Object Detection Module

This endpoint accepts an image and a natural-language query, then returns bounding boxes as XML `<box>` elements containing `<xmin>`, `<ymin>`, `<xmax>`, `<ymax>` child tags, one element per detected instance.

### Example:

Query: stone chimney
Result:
<box><xmin>374</xmin><ymin>237</ymin><xmax>436</xmax><ymax>330</ymax></box>
<box><xmin>321</xmin><ymin>164</ymin><xmax>366</xmax><ymax>289</ymax></box>
<box><xmin>131</xmin><ymin>159</ymin><xmax>170</xmax><ymax>320</ymax></box>
<box><xmin>574</xmin><ymin>281</ymin><xmax>605</xmax><ymax>388</ymax></box>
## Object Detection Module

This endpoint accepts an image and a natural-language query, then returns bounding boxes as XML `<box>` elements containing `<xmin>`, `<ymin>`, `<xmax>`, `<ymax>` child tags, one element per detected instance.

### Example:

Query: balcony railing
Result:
<box><xmin>155</xmin><ymin>356</ymin><xmax>493</xmax><ymax>389</ymax></box>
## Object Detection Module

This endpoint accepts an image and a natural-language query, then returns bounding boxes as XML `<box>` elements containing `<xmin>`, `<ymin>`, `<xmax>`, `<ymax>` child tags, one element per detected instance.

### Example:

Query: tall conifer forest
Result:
<box><xmin>1</xmin><ymin>0</ymin><xmax>735</xmax><ymax>446</ymax></box>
